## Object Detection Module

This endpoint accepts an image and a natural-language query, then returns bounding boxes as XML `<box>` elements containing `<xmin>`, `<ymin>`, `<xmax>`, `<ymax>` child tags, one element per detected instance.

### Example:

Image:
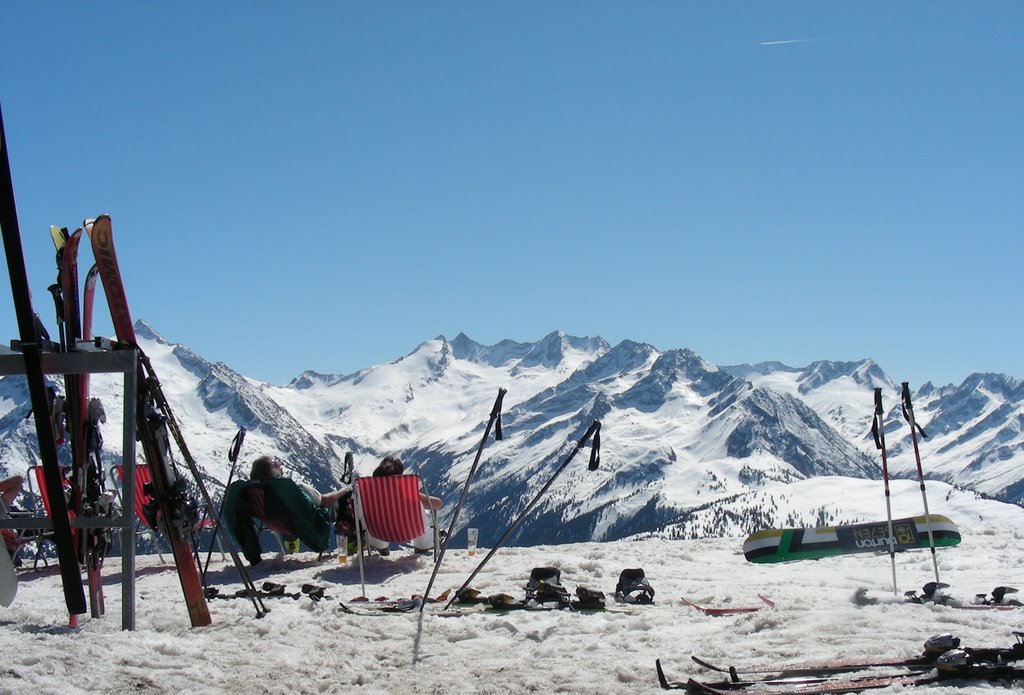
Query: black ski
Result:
<box><xmin>681</xmin><ymin>665</ymin><xmax>1024</xmax><ymax>695</ymax></box>
<box><xmin>687</xmin><ymin>633</ymin><xmax>959</xmax><ymax>680</ymax></box>
<box><xmin>0</xmin><ymin>102</ymin><xmax>87</xmax><ymax>616</ymax></box>
<box><xmin>668</xmin><ymin>633</ymin><xmax>1024</xmax><ymax>692</ymax></box>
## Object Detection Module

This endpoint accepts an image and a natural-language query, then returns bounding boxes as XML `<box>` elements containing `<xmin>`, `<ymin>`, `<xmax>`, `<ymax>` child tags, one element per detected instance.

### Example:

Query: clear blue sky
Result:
<box><xmin>2</xmin><ymin>3</ymin><xmax>1021</xmax><ymax>388</ymax></box>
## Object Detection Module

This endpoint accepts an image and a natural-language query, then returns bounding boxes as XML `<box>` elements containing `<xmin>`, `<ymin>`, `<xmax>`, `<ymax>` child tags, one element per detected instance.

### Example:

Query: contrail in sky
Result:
<box><xmin>760</xmin><ymin>38</ymin><xmax>821</xmax><ymax>46</ymax></box>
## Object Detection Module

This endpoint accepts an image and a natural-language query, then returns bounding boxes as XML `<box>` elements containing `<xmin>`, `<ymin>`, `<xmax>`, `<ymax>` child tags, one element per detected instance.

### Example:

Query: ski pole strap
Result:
<box><xmin>588</xmin><ymin>422</ymin><xmax>601</xmax><ymax>471</ymax></box>
<box><xmin>228</xmin><ymin>427</ymin><xmax>246</xmax><ymax>464</ymax></box>
<box><xmin>492</xmin><ymin>388</ymin><xmax>506</xmax><ymax>441</ymax></box>
<box><xmin>341</xmin><ymin>451</ymin><xmax>354</xmax><ymax>485</ymax></box>
<box><xmin>901</xmin><ymin>382</ymin><xmax>927</xmax><ymax>438</ymax></box>
<box><xmin>871</xmin><ymin>388</ymin><xmax>884</xmax><ymax>449</ymax></box>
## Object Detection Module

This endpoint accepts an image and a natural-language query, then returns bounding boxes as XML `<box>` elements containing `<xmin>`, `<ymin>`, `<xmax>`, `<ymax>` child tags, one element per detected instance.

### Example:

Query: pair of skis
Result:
<box><xmin>659</xmin><ymin>632</ymin><xmax>1024</xmax><ymax>694</ymax></box>
<box><xmin>48</xmin><ymin>222</ymin><xmax>109</xmax><ymax>621</ymax></box>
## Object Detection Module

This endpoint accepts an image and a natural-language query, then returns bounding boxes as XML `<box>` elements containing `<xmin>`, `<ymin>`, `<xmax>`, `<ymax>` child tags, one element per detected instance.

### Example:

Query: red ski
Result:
<box><xmin>681</xmin><ymin>594</ymin><xmax>774</xmax><ymax>616</ymax></box>
<box><xmin>88</xmin><ymin>214</ymin><xmax>211</xmax><ymax>627</ymax></box>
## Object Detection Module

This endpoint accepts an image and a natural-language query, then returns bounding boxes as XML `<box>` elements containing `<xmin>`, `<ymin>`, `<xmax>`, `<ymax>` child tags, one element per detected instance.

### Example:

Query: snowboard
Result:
<box><xmin>743</xmin><ymin>514</ymin><xmax>960</xmax><ymax>564</ymax></box>
<box><xmin>0</xmin><ymin>548</ymin><xmax>17</xmax><ymax>607</ymax></box>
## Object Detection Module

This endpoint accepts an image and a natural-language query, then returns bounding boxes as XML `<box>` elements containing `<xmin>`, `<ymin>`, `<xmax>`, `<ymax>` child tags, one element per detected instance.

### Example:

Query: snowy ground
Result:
<box><xmin>1</xmin><ymin>519</ymin><xmax>1023</xmax><ymax>695</ymax></box>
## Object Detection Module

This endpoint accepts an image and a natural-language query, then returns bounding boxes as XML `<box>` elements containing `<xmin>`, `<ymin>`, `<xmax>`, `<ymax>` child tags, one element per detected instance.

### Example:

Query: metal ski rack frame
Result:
<box><xmin>0</xmin><ymin>338</ymin><xmax>140</xmax><ymax>629</ymax></box>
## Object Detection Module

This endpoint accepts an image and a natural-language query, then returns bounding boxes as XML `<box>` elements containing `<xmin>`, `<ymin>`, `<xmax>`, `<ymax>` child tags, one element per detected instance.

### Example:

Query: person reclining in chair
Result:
<box><xmin>223</xmin><ymin>457</ymin><xmax>348</xmax><ymax>564</ymax></box>
<box><xmin>249</xmin><ymin>456</ymin><xmax>350</xmax><ymax>510</ymax></box>
<box><xmin>0</xmin><ymin>475</ymin><xmax>24</xmax><ymax>511</ymax></box>
<box><xmin>365</xmin><ymin>456</ymin><xmax>442</xmax><ymax>556</ymax></box>
<box><xmin>0</xmin><ymin>475</ymin><xmax>29</xmax><ymax>560</ymax></box>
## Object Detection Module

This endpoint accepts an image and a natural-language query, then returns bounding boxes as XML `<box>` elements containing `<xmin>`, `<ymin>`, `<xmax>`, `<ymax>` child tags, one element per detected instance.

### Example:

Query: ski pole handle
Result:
<box><xmin>228</xmin><ymin>427</ymin><xmax>246</xmax><ymax>464</ymax></box>
<box><xmin>901</xmin><ymin>382</ymin><xmax>927</xmax><ymax>438</ymax></box>
<box><xmin>341</xmin><ymin>451</ymin><xmax>354</xmax><ymax>485</ymax></box>
<box><xmin>492</xmin><ymin>388</ymin><xmax>507</xmax><ymax>440</ymax></box>
<box><xmin>871</xmin><ymin>388</ymin><xmax>884</xmax><ymax>449</ymax></box>
<box><xmin>584</xmin><ymin>420</ymin><xmax>601</xmax><ymax>470</ymax></box>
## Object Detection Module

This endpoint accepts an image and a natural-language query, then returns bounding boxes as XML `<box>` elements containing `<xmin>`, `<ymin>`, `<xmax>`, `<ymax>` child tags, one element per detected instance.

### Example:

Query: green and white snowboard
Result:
<box><xmin>743</xmin><ymin>514</ymin><xmax>960</xmax><ymax>564</ymax></box>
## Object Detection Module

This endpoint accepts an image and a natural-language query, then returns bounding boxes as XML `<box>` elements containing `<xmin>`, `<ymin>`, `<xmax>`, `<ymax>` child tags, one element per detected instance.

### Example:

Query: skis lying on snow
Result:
<box><xmin>677</xmin><ymin>664</ymin><xmax>1024</xmax><ymax>695</ymax></box>
<box><xmin>743</xmin><ymin>514</ymin><xmax>960</xmax><ymax>564</ymax></box>
<box><xmin>339</xmin><ymin>591</ymin><xmax>452</xmax><ymax>616</ymax></box>
<box><xmin>907</xmin><ymin>583</ymin><xmax>1023</xmax><ymax>610</ymax></box>
<box><xmin>208</xmin><ymin>582</ymin><xmax>328</xmax><ymax>603</ymax></box>
<box><xmin>688</xmin><ymin>633</ymin><xmax>962</xmax><ymax>681</ymax></box>
<box><xmin>660</xmin><ymin>632</ymin><xmax>1024</xmax><ymax>693</ymax></box>
<box><xmin>681</xmin><ymin>595</ymin><xmax>774</xmax><ymax>616</ymax></box>
<box><xmin>856</xmin><ymin>583</ymin><xmax>1024</xmax><ymax>610</ymax></box>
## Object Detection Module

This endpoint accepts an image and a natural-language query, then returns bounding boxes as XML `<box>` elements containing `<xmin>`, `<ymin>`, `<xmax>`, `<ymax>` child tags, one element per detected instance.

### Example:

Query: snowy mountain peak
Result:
<box><xmin>289</xmin><ymin>370</ymin><xmax>346</xmax><ymax>390</ymax></box>
<box><xmin>448</xmin><ymin>331</ymin><xmax>608</xmax><ymax>374</ymax></box>
<box><xmin>797</xmin><ymin>359</ymin><xmax>890</xmax><ymax>394</ymax></box>
<box><xmin>450</xmin><ymin>332</ymin><xmax>532</xmax><ymax>366</ymax></box>
<box><xmin>133</xmin><ymin>319</ymin><xmax>166</xmax><ymax>344</ymax></box>
<box><xmin>722</xmin><ymin>361</ymin><xmax>800</xmax><ymax>379</ymax></box>
<box><xmin>516</xmin><ymin>331</ymin><xmax>608</xmax><ymax>370</ymax></box>
<box><xmin>956</xmin><ymin>372</ymin><xmax>1024</xmax><ymax>399</ymax></box>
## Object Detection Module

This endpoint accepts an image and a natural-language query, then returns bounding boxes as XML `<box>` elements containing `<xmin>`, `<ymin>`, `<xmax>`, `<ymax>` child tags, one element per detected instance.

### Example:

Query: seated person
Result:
<box><xmin>0</xmin><ymin>475</ymin><xmax>48</xmax><ymax>566</ymax></box>
<box><xmin>365</xmin><ymin>456</ymin><xmax>442</xmax><ymax>555</ymax></box>
<box><xmin>249</xmin><ymin>456</ymin><xmax>350</xmax><ymax>509</ymax></box>
<box><xmin>223</xmin><ymin>458</ymin><xmax>343</xmax><ymax>564</ymax></box>
<box><xmin>0</xmin><ymin>475</ymin><xmax>23</xmax><ymax>511</ymax></box>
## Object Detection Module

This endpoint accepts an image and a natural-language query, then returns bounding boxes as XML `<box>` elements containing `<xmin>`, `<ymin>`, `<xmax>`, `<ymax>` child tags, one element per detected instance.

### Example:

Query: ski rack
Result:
<box><xmin>0</xmin><ymin>338</ymin><xmax>140</xmax><ymax>629</ymax></box>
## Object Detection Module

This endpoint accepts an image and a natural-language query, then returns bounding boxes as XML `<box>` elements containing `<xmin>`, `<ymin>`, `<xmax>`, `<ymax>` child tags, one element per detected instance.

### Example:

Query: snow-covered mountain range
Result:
<box><xmin>1</xmin><ymin>323</ymin><xmax>1021</xmax><ymax>545</ymax></box>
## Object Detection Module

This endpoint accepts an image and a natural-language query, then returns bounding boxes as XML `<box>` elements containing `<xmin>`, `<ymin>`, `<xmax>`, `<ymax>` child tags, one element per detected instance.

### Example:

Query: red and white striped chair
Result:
<box><xmin>353</xmin><ymin>474</ymin><xmax>438</xmax><ymax>596</ymax></box>
<box><xmin>109</xmin><ymin>464</ymin><xmax>166</xmax><ymax>562</ymax></box>
<box><xmin>25</xmin><ymin>465</ymin><xmax>67</xmax><ymax>568</ymax></box>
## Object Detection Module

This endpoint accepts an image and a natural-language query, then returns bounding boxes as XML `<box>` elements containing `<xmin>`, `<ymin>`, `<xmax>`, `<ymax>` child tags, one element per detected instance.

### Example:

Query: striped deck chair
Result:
<box><xmin>353</xmin><ymin>474</ymin><xmax>439</xmax><ymax>596</ymax></box>
<box><xmin>109</xmin><ymin>464</ymin><xmax>166</xmax><ymax>562</ymax></box>
<box><xmin>0</xmin><ymin>493</ymin><xmax>46</xmax><ymax>569</ymax></box>
<box><xmin>25</xmin><ymin>465</ymin><xmax>66</xmax><ymax>568</ymax></box>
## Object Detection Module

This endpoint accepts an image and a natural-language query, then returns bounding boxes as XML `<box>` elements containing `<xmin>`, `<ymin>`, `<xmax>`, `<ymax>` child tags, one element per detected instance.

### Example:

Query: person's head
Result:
<box><xmin>251</xmin><ymin>455</ymin><xmax>284</xmax><ymax>481</ymax></box>
<box><xmin>373</xmin><ymin>456</ymin><xmax>404</xmax><ymax>477</ymax></box>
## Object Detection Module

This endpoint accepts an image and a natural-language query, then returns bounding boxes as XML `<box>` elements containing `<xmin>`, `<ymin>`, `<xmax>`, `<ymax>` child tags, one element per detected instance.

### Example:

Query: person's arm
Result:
<box><xmin>320</xmin><ymin>488</ymin><xmax>350</xmax><ymax>507</ymax></box>
<box><xmin>419</xmin><ymin>493</ymin><xmax>442</xmax><ymax>511</ymax></box>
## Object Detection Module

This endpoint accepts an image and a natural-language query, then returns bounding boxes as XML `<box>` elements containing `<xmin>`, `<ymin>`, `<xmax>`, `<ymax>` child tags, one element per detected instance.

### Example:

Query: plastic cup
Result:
<box><xmin>467</xmin><ymin>528</ymin><xmax>478</xmax><ymax>556</ymax></box>
<box><xmin>338</xmin><ymin>536</ymin><xmax>348</xmax><ymax>565</ymax></box>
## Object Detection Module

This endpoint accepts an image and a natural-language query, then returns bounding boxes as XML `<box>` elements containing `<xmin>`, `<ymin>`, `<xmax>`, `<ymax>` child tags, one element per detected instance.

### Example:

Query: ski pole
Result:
<box><xmin>870</xmin><ymin>388</ymin><xmax>899</xmax><ymax>596</ymax></box>
<box><xmin>444</xmin><ymin>420</ymin><xmax>601</xmax><ymax>611</ymax></box>
<box><xmin>202</xmin><ymin>427</ymin><xmax>246</xmax><ymax>576</ymax></box>
<box><xmin>419</xmin><ymin>387</ymin><xmax>506</xmax><ymax>611</ymax></box>
<box><xmin>340</xmin><ymin>451</ymin><xmax>354</xmax><ymax>486</ymax></box>
<box><xmin>901</xmin><ymin>382</ymin><xmax>940</xmax><ymax>583</ymax></box>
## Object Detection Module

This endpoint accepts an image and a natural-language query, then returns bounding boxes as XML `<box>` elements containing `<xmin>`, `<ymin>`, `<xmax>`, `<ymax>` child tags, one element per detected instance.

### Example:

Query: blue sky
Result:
<box><xmin>2</xmin><ymin>3</ymin><xmax>1021</xmax><ymax>389</ymax></box>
